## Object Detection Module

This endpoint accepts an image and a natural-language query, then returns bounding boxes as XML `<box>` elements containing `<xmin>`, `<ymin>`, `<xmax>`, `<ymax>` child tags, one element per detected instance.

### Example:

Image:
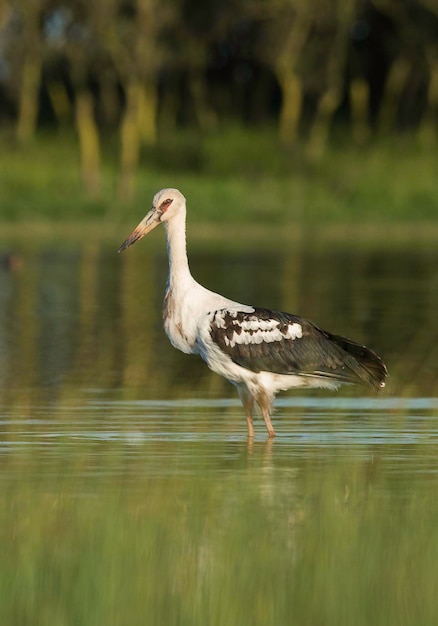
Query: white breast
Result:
<box><xmin>163</xmin><ymin>288</ymin><xmax>196</xmax><ymax>354</ymax></box>
<box><xmin>163</xmin><ymin>281</ymin><xmax>249</xmax><ymax>355</ymax></box>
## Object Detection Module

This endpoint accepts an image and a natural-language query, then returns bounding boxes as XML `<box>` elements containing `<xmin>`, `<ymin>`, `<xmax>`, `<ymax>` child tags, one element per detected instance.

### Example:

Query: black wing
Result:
<box><xmin>209</xmin><ymin>307</ymin><xmax>388</xmax><ymax>389</ymax></box>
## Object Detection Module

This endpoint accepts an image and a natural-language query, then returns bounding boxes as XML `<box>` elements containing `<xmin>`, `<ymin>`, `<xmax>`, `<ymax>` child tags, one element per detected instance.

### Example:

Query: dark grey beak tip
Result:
<box><xmin>118</xmin><ymin>237</ymin><xmax>136</xmax><ymax>253</ymax></box>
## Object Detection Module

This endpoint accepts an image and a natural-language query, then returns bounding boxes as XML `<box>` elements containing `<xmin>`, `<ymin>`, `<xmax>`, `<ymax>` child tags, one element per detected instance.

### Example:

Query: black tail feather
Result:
<box><xmin>327</xmin><ymin>332</ymin><xmax>388</xmax><ymax>389</ymax></box>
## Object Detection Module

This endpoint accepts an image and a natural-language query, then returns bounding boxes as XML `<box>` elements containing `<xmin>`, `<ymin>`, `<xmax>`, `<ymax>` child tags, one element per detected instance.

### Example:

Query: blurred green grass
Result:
<box><xmin>2</xmin><ymin>440</ymin><xmax>438</xmax><ymax>626</ymax></box>
<box><xmin>0</xmin><ymin>129</ymin><xmax>437</xmax><ymax>230</ymax></box>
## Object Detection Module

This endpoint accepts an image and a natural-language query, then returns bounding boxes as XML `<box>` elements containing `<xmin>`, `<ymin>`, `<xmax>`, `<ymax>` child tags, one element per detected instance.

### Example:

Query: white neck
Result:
<box><xmin>161</xmin><ymin>201</ymin><xmax>244</xmax><ymax>355</ymax></box>
<box><xmin>163</xmin><ymin>207</ymin><xmax>193</xmax><ymax>290</ymax></box>
<box><xmin>162</xmin><ymin>206</ymin><xmax>202</xmax><ymax>355</ymax></box>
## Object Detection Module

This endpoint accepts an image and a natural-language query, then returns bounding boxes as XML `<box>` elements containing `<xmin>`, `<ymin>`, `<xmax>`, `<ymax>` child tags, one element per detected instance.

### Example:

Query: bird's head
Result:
<box><xmin>118</xmin><ymin>188</ymin><xmax>186</xmax><ymax>252</ymax></box>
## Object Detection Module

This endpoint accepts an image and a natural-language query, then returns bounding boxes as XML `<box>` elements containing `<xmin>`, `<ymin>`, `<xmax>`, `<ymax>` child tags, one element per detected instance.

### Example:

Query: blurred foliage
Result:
<box><xmin>0</xmin><ymin>129</ymin><xmax>437</xmax><ymax>225</ymax></box>
<box><xmin>0</xmin><ymin>1</ymin><xmax>437</xmax><ymax>197</ymax></box>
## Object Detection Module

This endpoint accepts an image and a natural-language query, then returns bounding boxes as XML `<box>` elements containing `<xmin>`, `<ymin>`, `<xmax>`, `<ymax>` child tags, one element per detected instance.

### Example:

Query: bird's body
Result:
<box><xmin>119</xmin><ymin>188</ymin><xmax>388</xmax><ymax>438</ymax></box>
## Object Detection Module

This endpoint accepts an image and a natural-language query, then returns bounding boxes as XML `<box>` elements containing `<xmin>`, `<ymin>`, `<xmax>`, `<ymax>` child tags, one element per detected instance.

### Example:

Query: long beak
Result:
<box><xmin>118</xmin><ymin>208</ymin><xmax>160</xmax><ymax>253</ymax></box>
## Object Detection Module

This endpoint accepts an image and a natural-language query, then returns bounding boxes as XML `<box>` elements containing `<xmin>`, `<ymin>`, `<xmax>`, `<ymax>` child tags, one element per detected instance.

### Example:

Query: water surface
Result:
<box><xmin>0</xmin><ymin>239</ymin><xmax>437</xmax><ymax>624</ymax></box>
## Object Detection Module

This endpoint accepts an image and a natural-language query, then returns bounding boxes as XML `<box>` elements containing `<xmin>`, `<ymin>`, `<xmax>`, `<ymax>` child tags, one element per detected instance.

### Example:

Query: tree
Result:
<box><xmin>306</xmin><ymin>0</ymin><xmax>358</xmax><ymax>159</ymax></box>
<box><xmin>417</xmin><ymin>0</ymin><xmax>438</xmax><ymax>145</ymax></box>
<box><xmin>373</xmin><ymin>0</ymin><xmax>429</xmax><ymax>135</ymax></box>
<box><xmin>253</xmin><ymin>0</ymin><xmax>313</xmax><ymax>145</ymax></box>
<box><xmin>100</xmin><ymin>0</ymin><xmax>177</xmax><ymax>198</ymax></box>
<box><xmin>60</xmin><ymin>2</ymin><xmax>103</xmax><ymax>196</ymax></box>
<box><xmin>13</xmin><ymin>0</ymin><xmax>46</xmax><ymax>143</ymax></box>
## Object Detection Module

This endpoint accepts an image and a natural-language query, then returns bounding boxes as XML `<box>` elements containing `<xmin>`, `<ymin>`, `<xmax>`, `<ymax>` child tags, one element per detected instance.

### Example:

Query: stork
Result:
<box><xmin>118</xmin><ymin>188</ymin><xmax>388</xmax><ymax>438</ymax></box>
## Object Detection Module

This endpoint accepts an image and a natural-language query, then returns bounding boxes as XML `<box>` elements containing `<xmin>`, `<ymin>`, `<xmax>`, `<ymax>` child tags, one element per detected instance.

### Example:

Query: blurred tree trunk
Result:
<box><xmin>75</xmin><ymin>89</ymin><xmax>101</xmax><ymax>197</ymax></box>
<box><xmin>118</xmin><ymin>78</ymin><xmax>158</xmax><ymax>198</ymax></box>
<box><xmin>159</xmin><ymin>85</ymin><xmax>179</xmax><ymax>135</ymax></box>
<box><xmin>274</xmin><ymin>12</ymin><xmax>311</xmax><ymax>146</ymax></box>
<box><xmin>307</xmin><ymin>89</ymin><xmax>341</xmax><ymax>160</ymax></box>
<box><xmin>118</xmin><ymin>81</ymin><xmax>142</xmax><ymax>199</ymax></box>
<box><xmin>98</xmin><ymin>72</ymin><xmax>120</xmax><ymax>128</ymax></box>
<box><xmin>418</xmin><ymin>49</ymin><xmax>438</xmax><ymax>147</ymax></box>
<box><xmin>101</xmin><ymin>0</ymin><xmax>169</xmax><ymax>198</ymax></box>
<box><xmin>66</xmin><ymin>22</ymin><xmax>102</xmax><ymax>198</ymax></box>
<box><xmin>138</xmin><ymin>79</ymin><xmax>158</xmax><ymax>143</ymax></box>
<box><xmin>16</xmin><ymin>0</ymin><xmax>43</xmax><ymax>143</ymax></box>
<box><xmin>17</xmin><ymin>56</ymin><xmax>42</xmax><ymax>143</ymax></box>
<box><xmin>46</xmin><ymin>80</ymin><xmax>72</xmax><ymax>129</ymax></box>
<box><xmin>307</xmin><ymin>2</ymin><xmax>355</xmax><ymax>160</ymax></box>
<box><xmin>189</xmin><ymin>71</ymin><xmax>218</xmax><ymax>131</ymax></box>
<box><xmin>274</xmin><ymin>11</ymin><xmax>311</xmax><ymax>145</ymax></box>
<box><xmin>276</xmin><ymin>69</ymin><xmax>303</xmax><ymax>145</ymax></box>
<box><xmin>378</xmin><ymin>57</ymin><xmax>410</xmax><ymax>134</ymax></box>
<box><xmin>349</xmin><ymin>78</ymin><xmax>371</xmax><ymax>145</ymax></box>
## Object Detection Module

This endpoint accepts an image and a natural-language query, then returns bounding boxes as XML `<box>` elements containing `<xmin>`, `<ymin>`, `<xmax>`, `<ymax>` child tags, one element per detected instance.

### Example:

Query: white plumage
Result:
<box><xmin>119</xmin><ymin>188</ymin><xmax>388</xmax><ymax>438</ymax></box>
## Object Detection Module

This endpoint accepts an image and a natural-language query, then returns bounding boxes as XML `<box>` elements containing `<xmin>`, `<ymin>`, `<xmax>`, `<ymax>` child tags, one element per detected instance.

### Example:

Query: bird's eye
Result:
<box><xmin>160</xmin><ymin>198</ymin><xmax>173</xmax><ymax>212</ymax></box>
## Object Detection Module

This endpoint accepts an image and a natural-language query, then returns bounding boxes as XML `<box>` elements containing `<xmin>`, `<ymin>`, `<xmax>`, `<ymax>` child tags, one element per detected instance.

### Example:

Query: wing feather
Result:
<box><xmin>208</xmin><ymin>307</ymin><xmax>387</xmax><ymax>389</ymax></box>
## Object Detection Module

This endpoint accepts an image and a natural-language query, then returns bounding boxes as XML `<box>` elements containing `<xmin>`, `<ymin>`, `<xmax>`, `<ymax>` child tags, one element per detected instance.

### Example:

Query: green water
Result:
<box><xmin>0</xmin><ymin>238</ymin><xmax>437</xmax><ymax>625</ymax></box>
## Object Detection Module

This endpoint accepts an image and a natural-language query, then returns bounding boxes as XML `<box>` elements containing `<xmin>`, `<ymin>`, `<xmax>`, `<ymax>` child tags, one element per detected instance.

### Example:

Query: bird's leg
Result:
<box><xmin>246</xmin><ymin>414</ymin><xmax>255</xmax><ymax>439</ymax></box>
<box><xmin>256</xmin><ymin>390</ymin><xmax>275</xmax><ymax>438</ymax></box>
<box><xmin>261</xmin><ymin>407</ymin><xmax>275</xmax><ymax>438</ymax></box>
<box><xmin>237</xmin><ymin>386</ymin><xmax>255</xmax><ymax>439</ymax></box>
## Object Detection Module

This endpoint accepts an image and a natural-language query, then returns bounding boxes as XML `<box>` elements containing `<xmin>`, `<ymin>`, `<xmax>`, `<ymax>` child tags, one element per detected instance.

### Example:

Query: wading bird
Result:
<box><xmin>118</xmin><ymin>188</ymin><xmax>388</xmax><ymax>438</ymax></box>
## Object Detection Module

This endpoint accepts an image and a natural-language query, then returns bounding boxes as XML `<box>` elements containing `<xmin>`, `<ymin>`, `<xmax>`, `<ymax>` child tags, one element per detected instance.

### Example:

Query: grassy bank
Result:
<box><xmin>0</xmin><ymin>129</ymin><xmax>437</xmax><ymax>233</ymax></box>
